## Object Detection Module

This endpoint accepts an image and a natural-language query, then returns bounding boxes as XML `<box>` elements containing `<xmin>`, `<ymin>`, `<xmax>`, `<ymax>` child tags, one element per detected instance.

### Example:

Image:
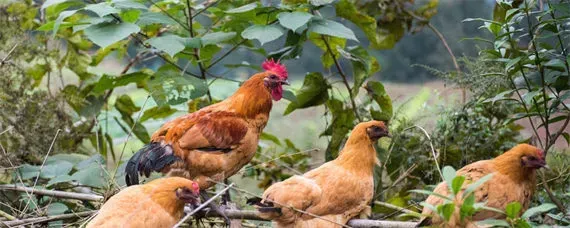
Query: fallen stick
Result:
<box><xmin>0</xmin><ymin>185</ymin><xmax>103</xmax><ymax>202</ymax></box>
<box><xmin>2</xmin><ymin>211</ymin><xmax>95</xmax><ymax>227</ymax></box>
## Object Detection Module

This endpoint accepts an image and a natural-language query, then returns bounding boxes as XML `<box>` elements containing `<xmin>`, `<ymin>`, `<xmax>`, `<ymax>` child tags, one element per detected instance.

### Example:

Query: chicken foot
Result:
<box><xmin>221</xmin><ymin>179</ymin><xmax>231</xmax><ymax>205</ymax></box>
<box><xmin>199</xmin><ymin>191</ymin><xmax>231</xmax><ymax>225</ymax></box>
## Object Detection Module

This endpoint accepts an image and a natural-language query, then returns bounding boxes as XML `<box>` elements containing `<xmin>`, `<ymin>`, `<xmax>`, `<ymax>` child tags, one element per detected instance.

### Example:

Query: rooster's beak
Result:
<box><xmin>281</xmin><ymin>80</ymin><xmax>290</xmax><ymax>85</ymax></box>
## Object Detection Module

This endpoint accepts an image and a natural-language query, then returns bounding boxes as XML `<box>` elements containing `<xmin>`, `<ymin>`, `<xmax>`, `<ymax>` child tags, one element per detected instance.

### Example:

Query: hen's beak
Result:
<box><xmin>281</xmin><ymin>79</ymin><xmax>290</xmax><ymax>85</ymax></box>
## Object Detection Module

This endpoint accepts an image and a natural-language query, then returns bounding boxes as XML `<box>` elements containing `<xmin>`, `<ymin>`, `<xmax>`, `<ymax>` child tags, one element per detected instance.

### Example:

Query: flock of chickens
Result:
<box><xmin>86</xmin><ymin>60</ymin><xmax>547</xmax><ymax>228</ymax></box>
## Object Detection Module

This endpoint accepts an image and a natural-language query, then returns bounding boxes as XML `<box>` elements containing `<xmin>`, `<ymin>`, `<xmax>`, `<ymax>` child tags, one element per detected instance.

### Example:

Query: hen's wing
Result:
<box><xmin>257</xmin><ymin>175</ymin><xmax>323</xmax><ymax>224</ymax></box>
<box><xmin>125</xmin><ymin>110</ymin><xmax>249</xmax><ymax>186</ymax></box>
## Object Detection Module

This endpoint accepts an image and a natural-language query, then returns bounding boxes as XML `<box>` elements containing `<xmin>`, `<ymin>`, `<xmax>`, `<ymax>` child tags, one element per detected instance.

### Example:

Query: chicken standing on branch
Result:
<box><xmin>248</xmin><ymin>121</ymin><xmax>391</xmax><ymax>228</ymax></box>
<box><xmin>86</xmin><ymin>177</ymin><xmax>200</xmax><ymax>228</ymax></box>
<box><xmin>418</xmin><ymin>144</ymin><xmax>547</xmax><ymax>227</ymax></box>
<box><xmin>125</xmin><ymin>59</ymin><xmax>288</xmax><ymax>188</ymax></box>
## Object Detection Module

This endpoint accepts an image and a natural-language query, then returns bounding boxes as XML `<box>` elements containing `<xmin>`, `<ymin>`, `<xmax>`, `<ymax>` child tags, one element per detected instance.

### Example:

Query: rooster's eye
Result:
<box><xmin>269</xmin><ymin>75</ymin><xmax>278</xmax><ymax>79</ymax></box>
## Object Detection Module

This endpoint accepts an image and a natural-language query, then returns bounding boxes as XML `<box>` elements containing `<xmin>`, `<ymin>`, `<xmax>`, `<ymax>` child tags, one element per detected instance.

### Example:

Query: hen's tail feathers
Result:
<box><xmin>415</xmin><ymin>217</ymin><xmax>432</xmax><ymax>227</ymax></box>
<box><xmin>246</xmin><ymin>197</ymin><xmax>282</xmax><ymax>215</ymax></box>
<box><xmin>125</xmin><ymin>142</ymin><xmax>179</xmax><ymax>186</ymax></box>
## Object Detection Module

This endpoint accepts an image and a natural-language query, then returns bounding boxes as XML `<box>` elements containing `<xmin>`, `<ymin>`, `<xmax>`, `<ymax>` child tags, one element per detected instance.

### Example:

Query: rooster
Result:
<box><xmin>87</xmin><ymin>177</ymin><xmax>200</xmax><ymax>228</ymax></box>
<box><xmin>418</xmin><ymin>144</ymin><xmax>547</xmax><ymax>227</ymax></box>
<box><xmin>248</xmin><ymin>121</ymin><xmax>390</xmax><ymax>228</ymax></box>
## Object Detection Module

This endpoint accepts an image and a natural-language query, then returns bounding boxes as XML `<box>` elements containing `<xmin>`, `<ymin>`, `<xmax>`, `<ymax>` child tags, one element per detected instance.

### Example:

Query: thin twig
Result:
<box><xmin>374</xmin><ymin>201</ymin><xmax>422</xmax><ymax>218</ymax></box>
<box><xmin>405</xmin><ymin>125</ymin><xmax>443</xmax><ymax>180</ymax></box>
<box><xmin>144</xmin><ymin>0</ymin><xmax>189</xmax><ymax>30</ymax></box>
<box><xmin>320</xmin><ymin>35</ymin><xmax>362</xmax><ymax>122</ymax></box>
<box><xmin>0</xmin><ymin>209</ymin><xmax>16</xmax><ymax>221</ymax></box>
<box><xmin>173</xmin><ymin>183</ymin><xmax>235</xmax><ymax>228</ymax></box>
<box><xmin>0</xmin><ymin>42</ymin><xmax>20</xmax><ymax>67</ymax></box>
<box><xmin>185</xmin><ymin>0</ymin><xmax>212</xmax><ymax>103</ymax></box>
<box><xmin>206</xmin><ymin>39</ymin><xmax>247</xmax><ymax>69</ymax></box>
<box><xmin>400</xmin><ymin>6</ymin><xmax>465</xmax><ymax>104</ymax></box>
<box><xmin>0</xmin><ymin>185</ymin><xmax>103</xmax><ymax>201</ymax></box>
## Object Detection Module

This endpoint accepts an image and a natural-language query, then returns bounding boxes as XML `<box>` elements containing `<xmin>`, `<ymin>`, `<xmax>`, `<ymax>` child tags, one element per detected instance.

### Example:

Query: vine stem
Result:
<box><xmin>320</xmin><ymin>35</ymin><xmax>362</xmax><ymax>122</ymax></box>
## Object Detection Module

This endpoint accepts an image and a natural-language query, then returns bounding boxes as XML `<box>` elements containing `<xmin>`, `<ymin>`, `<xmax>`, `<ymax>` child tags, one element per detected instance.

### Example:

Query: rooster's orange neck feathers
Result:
<box><xmin>227</xmin><ymin>73</ymin><xmax>273</xmax><ymax>118</ymax></box>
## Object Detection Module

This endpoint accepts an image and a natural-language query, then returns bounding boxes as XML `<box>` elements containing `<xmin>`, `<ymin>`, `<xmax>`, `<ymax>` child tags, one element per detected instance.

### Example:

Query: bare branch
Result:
<box><xmin>0</xmin><ymin>185</ymin><xmax>103</xmax><ymax>201</ymax></box>
<box><xmin>2</xmin><ymin>211</ymin><xmax>95</xmax><ymax>227</ymax></box>
<box><xmin>173</xmin><ymin>183</ymin><xmax>234</xmax><ymax>227</ymax></box>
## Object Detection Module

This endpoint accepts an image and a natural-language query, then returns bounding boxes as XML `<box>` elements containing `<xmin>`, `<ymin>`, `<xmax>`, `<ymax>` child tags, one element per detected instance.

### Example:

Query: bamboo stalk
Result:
<box><xmin>0</xmin><ymin>185</ymin><xmax>103</xmax><ymax>201</ymax></box>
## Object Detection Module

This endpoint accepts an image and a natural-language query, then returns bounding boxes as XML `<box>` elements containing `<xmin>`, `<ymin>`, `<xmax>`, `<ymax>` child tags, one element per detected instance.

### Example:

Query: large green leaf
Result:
<box><xmin>309</xmin><ymin>33</ymin><xmax>346</xmax><ymax>68</ymax></box>
<box><xmin>225</xmin><ymin>2</ymin><xmax>258</xmax><ymax>13</ymax></box>
<box><xmin>323</xmin><ymin>99</ymin><xmax>355</xmax><ymax>160</ymax></box>
<box><xmin>71</xmin><ymin>163</ymin><xmax>109</xmax><ymax>188</ymax></box>
<box><xmin>40</xmin><ymin>160</ymin><xmax>74</xmax><ymax>179</ymax></box>
<box><xmin>147</xmin><ymin>35</ymin><xmax>200</xmax><ymax>57</ymax></box>
<box><xmin>278</xmin><ymin>11</ymin><xmax>313</xmax><ymax>32</ymax></box>
<box><xmin>505</xmin><ymin>202</ymin><xmax>522</xmax><ymax>219</ymax></box>
<box><xmin>442</xmin><ymin>166</ymin><xmax>457</xmax><ymax>192</ymax></box>
<box><xmin>115</xmin><ymin>94</ymin><xmax>140</xmax><ymax>115</ymax></box>
<box><xmin>439</xmin><ymin>203</ymin><xmax>456</xmax><ymax>222</ymax></box>
<box><xmin>364</xmin><ymin>81</ymin><xmax>393</xmax><ymax>121</ymax></box>
<box><xmin>284</xmin><ymin>72</ymin><xmax>329</xmax><ymax>115</ymax></box>
<box><xmin>84</xmin><ymin>2</ymin><xmax>119</xmax><ymax>17</ymax></box>
<box><xmin>345</xmin><ymin>46</ymin><xmax>380</xmax><ymax>96</ymax></box>
<box><xmin>241</xmin><ymin>24</ymin><xmax>284</xmax><ymax>45</ymax></box>
<box><xmin>140</xmin><ymin>106</ymin><xmax>177</xmax><ymax>122</ymax></box>
<box><xmin>521</xmin><ymin>203</ymin><xmax>556</xmax><ymax>219</ymax></box>
<box><xmin>52</xmin><ymin>10</ymin><xmax>79</xmax><ymax>36</ymax></box>
<box><xmin>113</xmin><ymin>0</ymin><xmax>147</xmax><ymax>10</ymax></box>
<box><xmin>201</xmin><ymin>32</ymin><xmax>236</xmax><ymax>46</ymax></box>
<box><xmin>137</xmin><ymin>12</ymin><xmax>177</xmax><ymax>26</ymax></box>
<box><xmin>84</xmin><ymin>21</ymin><xmax>140</xmax><ymax>48</ymax></box>
<box><xmin>91</xmin><ymin>72</ymin><xmax>149</xmax><ymax>95</ymax></box>
<box><xmin>147</xmin><ymin>65</ymin><xmax>208</xmax><ymax>106</ymax></box>
<box><xmin>336</xmin><ymin>0</ymin><xmax>383</xmax><ymax>49</ymax></box>
<box><xmin>308</xmin><ymin>18</ymin><xmax>358</xmax><ymax>41</ymax></box>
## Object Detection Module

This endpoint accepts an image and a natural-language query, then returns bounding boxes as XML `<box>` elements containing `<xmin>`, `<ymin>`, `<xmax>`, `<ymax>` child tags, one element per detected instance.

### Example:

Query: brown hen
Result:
<box><xmin>418</xmin><ymin>143</ymin><xmax>546</xmax><ymax>227</ymax></box>
<box><xmin>249</xmin><ymin>121</ymin><xmax>390</xmax><ymax>228</ymax></box>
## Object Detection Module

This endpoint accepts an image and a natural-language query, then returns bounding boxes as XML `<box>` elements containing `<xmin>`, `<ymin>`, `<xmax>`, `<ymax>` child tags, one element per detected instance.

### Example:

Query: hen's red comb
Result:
<box><xmin>262</xmin><ymin>59</ymin><xmax>288</xmax><ymax>79</ymax></box>
<box><xmin>192</xmin><ymin>182</ymin><xmax>200</xmax><ymax>193</ymax></box>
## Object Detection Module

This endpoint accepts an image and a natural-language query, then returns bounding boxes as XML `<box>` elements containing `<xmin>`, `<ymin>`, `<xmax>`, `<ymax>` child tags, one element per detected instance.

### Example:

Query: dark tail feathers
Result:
<box><xmin>246</xmin><ymin>197</ymin><xmax>282</xmax><ymax>214</ymax></box>
<box><xmin>125</xmin><ymin>142</ymin><xmax>180</xmax><ymax>186</ymax></box>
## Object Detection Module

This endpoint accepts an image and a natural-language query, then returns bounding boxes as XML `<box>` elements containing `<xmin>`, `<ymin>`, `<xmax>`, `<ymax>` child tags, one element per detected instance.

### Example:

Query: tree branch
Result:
<box><xmin>2</xmin><ymin>211</ymin><xmax>95</xmax><ymax>227</ymax></box>
<box><xmin>0</xmin><ymin>185</ymin><xmax>104</xmax><ymax>201</ymax></box>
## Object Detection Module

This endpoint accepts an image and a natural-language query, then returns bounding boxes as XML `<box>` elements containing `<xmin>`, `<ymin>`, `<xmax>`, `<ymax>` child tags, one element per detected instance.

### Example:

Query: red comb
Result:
<box><xmin>537</xmin><ymin>149</ymin><xmax>545</xmax><ymax>159</ymax></box>
<box><xmin>262</xmin><ymin>59</ymin><xmax>288</xmax><ymax>79</ymax></box>
<box><xmin>192</xmin><ymin>182</ymin><xmax>200</xmax><ymax>193</ymax></box>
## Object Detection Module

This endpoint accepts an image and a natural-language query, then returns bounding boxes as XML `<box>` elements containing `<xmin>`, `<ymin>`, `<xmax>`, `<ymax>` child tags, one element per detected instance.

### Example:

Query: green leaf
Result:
<box><xmin>226</xmin><ymin>2</ymin><xmax>257</xmax><ymax>13</ymax></box>
<box><xmin>308</xmin><ymin>18</ymin><xmax>358</xmax><ymax>41</ymax></box>
<box><xmin>120</xmin><ymin>9</ymin><xmax>141</xmax><ymax>23</ymax></box>
<box><xmin>47</xmin><ymin>174</ymin><xmax>74</xmax><ymax>186</ymax></box>
<box><xmin>323</xmin><ymin>99</ymin><xmax>355</xmax><ymax>160</ymax></box>
<box><xmin>505</xmin><ymin>202</ymin><xmax>522</xmax><ymax>219</ymax></box>
<box><xmin>438</xmin><ymin>203</ymin><xmax>455</xmax><ymax>221</ymax></box>
<box><xmin>147</xmin><ymin>65</ymin><xmax>208</xmax><ymax>106</ymax></box>
<box><xmin>442</xmin><ymin>166</ymin><xmax>457</xmax><ymax>193</ymax></box>
<box><xmin>40</xmin><ymin>160</ymin><xmax>74</xmax><ymax>179</ymax></box>
<box><xmin>201</xmin><ymin>31</ymin><xmax>236</xmax><ymax>46</ymax></box>
<box><xmin>241</xmin><ymin>24</ymin><xmax>284</xmax><ymax>45</ymax></box>
<box><xmin>137</xmin><ymin>12</ymin><xmax>177</xmax><ymax>26</ymax></box>
<box><xmin>147</xmin><ymin>35</ymin><xmax>200</xmax><ymax>57</ymax></box>
<box><xmin>346</xmin><ymin>46</ymin><xmax>380</xmax><ymax>96</ymax></box>
<box><xmin>18</xmin><ymin>164</ymin><xmax>41</xmax><ymax>180</ymax></box>
<box><xmin>260</xmin><ymin>132</ymin><xmax>282</xmax><ymax>146</ymax></box>
<box><xmin>521</xmin><ymin>203</ymin><xmax>556</xmax><ymax>219</ymax></box>
<box><xmin>284</xmin><ymin>72</ymin><xmax>329</xmax><ymax>115</ymax></box>
<box><xmin>282</xmin><ymin>90</ymin><xmax>297</xmax><ymax>102</ymax></box>
<box><xmin>460</xmin><ymin>194</ymin><xmax>476</xmax><ymax>220</ymax></box>
<box><xmin>336</xmin><ymin>0</ymin><xmax>382</xmax><ymax>48</ymax></box>
<box><xmin>52</xmin><ymin>10</ymin><xmax>79</xmax><ymax>36</ymax></box>
<box><xmin>84</xmin><ymin>22</ymin><xmax>140</xmax><ymax>48</ymax></box>
<box><xmin>364</xmin><ymin>81</ymin><xmax>393</xmax><ymax>121</ymax></box>
<box><xmin>277</xmin><ymin>11</ymin><xmax>313</xmax><ymax>32</ymax></box>
<box><xmin>47</xmin><ymin>153</ymin><xmax>90</xmax><ymax>165</ymax></box>
<box><xmin>85</xmin><ymin>2</ymin><xmax>119</xmax><ymax>17</ymax></box>
<box><xmin>92</xmin><ymin>72</ymin><xmax>149</xmax><ymax>95</ymax></box>
<box><xmin>42</xmin><ymin>0</ymin><xmax>72</xmax><ymax>9</ymax></box>
<box><xmin>310</xmin><ymin>0</ymin><xmax>334</xmax><ymax>6</ymax></box>
<box><xmin>561</xmin><ymin>132</ymin><xmax>570</xmax><ymax>146</ymax></box>
<box><xmin>26</xmin><ymin>63</ymin><xmax>49</xmax><ymax>87</ymax></box>
<box><xmin>140</xmin><ymin>106</ymin><xmax>177</xmax><ymax>122</ymax></box>
<box><xmin>309</xmin><ymin>33</ymin><xmax>346</xmax><ymax>68</ymax></box>
<box><xmin>451</xmin><ymin>175</ymin><xmax>465</xmax><ymax>195</ymax></box>
<box><xmin>47</xmin><ymin>203</ymin><xmax>68</xmax><ymax>215</ymax></box>
<box><xmin>71</xmin><ymin>163</ymin><xmax>108</xmax><ymax>188</ymax></box>
<box><xmin>115</xmin><ymin>94</ymin><xmax>140</xmax><ymax>115</ymax></box>
<box><xmin>113</xmin><ymin>0</ymin><xmax>147</xmax><ymax>10</ymax></box>
<box><xmin>544</xmin><ymin>58</ymin><xmax>566</xmax><ymax>72</ymax></box>
<box><xmin>477</xmin><ymin>219</ymin><xmax>510</xmax><ymax>227</ymax></box>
